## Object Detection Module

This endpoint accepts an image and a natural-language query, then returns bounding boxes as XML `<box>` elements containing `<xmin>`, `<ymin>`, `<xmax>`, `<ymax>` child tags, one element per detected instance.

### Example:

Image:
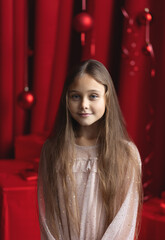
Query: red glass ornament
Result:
<box><xmin>122</xmin><ymin>47</ymin><xmax>129</xmax><ymax>58</ymax></box>
<box><xmin>145</xmin><ymin>120</ymin><xmax>153</xmax><ymax>132</ymax></box>
<box><xmin>142</xmin><ymin>43</ymin><xmax>153</xmax><ymax>55</ymax></box>
<box><xmin>17</xmin><ymin>89</ymin><xmax>35</xmax><ymax>109</ymax></box>
<box><xmin>151</xmin><ymin>69</ymin><xmax>156</xmax><ymax>77</ymax></box>
<box><xmin>137</xmin><ymin>10</ymin><xmax>152</xmax><ymax>25</ymax></box>
<box><xmin>73</xmin><ymin>12</ymin><xmax>93</xmax><ymax>32</ymax></box>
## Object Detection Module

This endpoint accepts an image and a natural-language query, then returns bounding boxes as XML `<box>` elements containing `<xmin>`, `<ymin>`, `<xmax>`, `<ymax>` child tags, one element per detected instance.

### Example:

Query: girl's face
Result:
<box><xmin>68</xmin><ymin>74</ymin><xmax>106</xmax><ymax>127</ymax></box>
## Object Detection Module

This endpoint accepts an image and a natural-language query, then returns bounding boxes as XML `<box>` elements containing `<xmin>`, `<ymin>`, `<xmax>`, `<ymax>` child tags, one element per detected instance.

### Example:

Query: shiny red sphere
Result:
<box><xmin>73</xmin><ymin>12</ymin><xmax>93</xmax><ymax>32</ymax></box>
<box><xmin>17</xmin><ymin>90</ymin><xmax>35</xmax><ymax>109</ymax></box>
<box><xmin>137</xmin><ymin>11</ymin><xmax>152</xmax><ymax>25</ymax></box>
<box><xmin>142</xmin><ymin>43</ymin><xmax>152</xmax><ymax>55</ymax></box>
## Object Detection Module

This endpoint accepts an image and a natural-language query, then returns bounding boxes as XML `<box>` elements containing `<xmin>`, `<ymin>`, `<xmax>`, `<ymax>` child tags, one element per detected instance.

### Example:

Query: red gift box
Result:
<box><xmin>138</xmin><ymin>198</ymin><xmax>165</xmax><ymax>240</ymax></box>
<box><xmin>0</xmin><ymin>160</ymin><xmax>40</xmax><ymax>240</ymax></box>
<box><xmin>14</xmin><ymin>134</ymin><xmax>47</xmax><ymax>161</ymax></box>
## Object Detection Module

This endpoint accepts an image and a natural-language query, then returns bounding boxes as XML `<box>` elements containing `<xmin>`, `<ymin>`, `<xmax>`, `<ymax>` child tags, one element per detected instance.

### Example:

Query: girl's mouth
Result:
<box><xmin>78</xmin><ymin>113</ymin><xmax>92</xmax><ymax>117</ymax></box>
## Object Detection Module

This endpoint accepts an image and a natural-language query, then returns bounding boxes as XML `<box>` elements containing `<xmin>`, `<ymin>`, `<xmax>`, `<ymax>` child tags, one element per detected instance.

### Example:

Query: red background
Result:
<box><xmin>0</xmin><ymin>0</ymin><xmax>165</xmax><ymax>198</ymax></box>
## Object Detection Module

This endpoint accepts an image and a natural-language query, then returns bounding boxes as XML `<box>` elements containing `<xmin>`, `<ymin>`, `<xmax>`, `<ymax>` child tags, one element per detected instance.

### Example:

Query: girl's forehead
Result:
<box><xmin>69</xmin><ymin>74</ymin><xmax>105</xmax><ymax>92</ymax></box>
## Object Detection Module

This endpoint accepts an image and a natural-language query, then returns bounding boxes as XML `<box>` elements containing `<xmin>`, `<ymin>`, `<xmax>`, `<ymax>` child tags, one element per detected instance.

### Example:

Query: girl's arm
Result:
<box><xmin>38</xmin><ymin>181</ymin><xmax>56</xmax><ymax>240</ymax></box>
<box><xmin>102</xmin><ymin>142</ymin><xmax>141</xmax><ymax>240</ymax></box>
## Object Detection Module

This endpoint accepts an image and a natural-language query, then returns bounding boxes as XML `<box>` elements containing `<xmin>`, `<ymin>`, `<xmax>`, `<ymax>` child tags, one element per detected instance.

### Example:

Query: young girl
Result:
<box><xmin>38</xmin><ymin>59</ymin><xmax>143</xmax><ymax>240</ymax></box>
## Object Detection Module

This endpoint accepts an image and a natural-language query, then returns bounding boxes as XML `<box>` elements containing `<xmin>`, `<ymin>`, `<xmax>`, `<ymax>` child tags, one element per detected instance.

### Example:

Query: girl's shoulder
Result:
<box><xmin>122</xmin><ymin>140</ymin><xmax>141</xmax><ymax>166</ymax></box>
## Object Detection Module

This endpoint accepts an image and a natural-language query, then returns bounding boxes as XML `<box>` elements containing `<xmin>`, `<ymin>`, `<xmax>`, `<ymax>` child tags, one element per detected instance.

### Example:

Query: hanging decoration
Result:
<box><xmin>73</xmin><ymin>0</ymin><xmax>94</xmax><ymax>51</ymax></box>
<box><xmin>137</xmin><ymin>8</ymin><xmax>154</xmax><ymax>59</ymax></box>
<box><xmin>17</xmin><ymin>6</ymin><xmax>35</xmax><ymax>110</ymax></box>
<box><xmin>73</xmin><ymin>12</ymin><xmax>93</xmax><ymax>46</ymax></box>
<box><xmin>142</xmin><ymin>42</ymin><xmax>153</xmax><ymax>56</ymax></box>
<box><xmin>17</xmin><ymin>87</ymin><xmax>35</xmax><ymax>110</ymax></box>
<box><xmin>137</xmin><ymin>8</ymin><xmax>152</xmax><ymax>26</ymax></box>
<box><xmin>73</xmin><ymin>12</ymin><xmax>93</xmax><ymax>33</ymax></box>
<box><xmin>17</xmin><ymin>54</ymin><xmax>36</xmax><ymax>110</ymax></box>
<box><xmin>121</xmin><ymin>7</ymin><xmax>155</xmax><ymax>201</ymax></box>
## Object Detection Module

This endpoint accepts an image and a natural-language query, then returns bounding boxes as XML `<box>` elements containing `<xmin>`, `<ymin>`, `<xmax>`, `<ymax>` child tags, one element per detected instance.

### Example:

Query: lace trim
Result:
<box><xmin>72</xmin><ymin>157</ymin><xmax>98</xmax><ymax>173</ymax></box>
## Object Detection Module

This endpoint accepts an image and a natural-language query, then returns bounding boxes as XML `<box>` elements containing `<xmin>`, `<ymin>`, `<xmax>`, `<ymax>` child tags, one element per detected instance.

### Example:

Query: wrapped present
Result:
<box><xmin>0</xmin><ymin>160</ymin><xmax>40</xmax><ymax>240</ymax></box>
<box><xmin>14</xmin><ymin>133</ymin><xmax>47</xmax><ymax>162</ymax></box>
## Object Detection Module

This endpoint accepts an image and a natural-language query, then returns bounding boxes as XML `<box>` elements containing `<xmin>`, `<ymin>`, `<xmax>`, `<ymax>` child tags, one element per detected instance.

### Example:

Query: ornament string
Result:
<box><xmin>24</xmin><ymin>0</ymin><xmax>29</xmax><ymax>92</ymax></box>
<box><xmin>82</xmin><ymin>0</ymin><xmax>86</xmax><ymax>11</ymax></box>
<box><xmin>81</xmin><ymin>0</ymin><xmax>86</xmax><ymax>46</ymax></box>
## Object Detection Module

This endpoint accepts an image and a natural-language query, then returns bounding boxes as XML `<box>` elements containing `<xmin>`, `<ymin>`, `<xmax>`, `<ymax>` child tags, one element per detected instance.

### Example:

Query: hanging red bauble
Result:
<box><xmin>142</xmin><ymin>42</ymin><xmax>153</xmax><ymax>55</ymax></box>
<box><xmin>137</xmin><ymin>9</ymin><xmax>152</xmax><ymax>25</ymax></box>
<box><xmin>17</xmin><ymin>88</ymin><xmax>35</xmax><ymax>110</ymax></box>
<box><xmin>73</xmin><ymin>12</ymin><xmax>93</xmax><ymax>32</ymax></box>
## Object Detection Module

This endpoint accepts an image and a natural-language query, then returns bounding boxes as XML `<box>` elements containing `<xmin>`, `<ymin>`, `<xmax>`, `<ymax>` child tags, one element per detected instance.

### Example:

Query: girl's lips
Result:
<box><xmin>78</xmin><ymin>113</ymin><xmax>92</xmax><ymax>117</ymax></box>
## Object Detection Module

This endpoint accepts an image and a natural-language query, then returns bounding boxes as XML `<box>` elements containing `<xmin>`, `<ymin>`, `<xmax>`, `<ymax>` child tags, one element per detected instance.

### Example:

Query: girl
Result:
<box><xmin>38</xmin><ymin>59</ymin><xmax>143</xmax><ymax>240</ymax></box>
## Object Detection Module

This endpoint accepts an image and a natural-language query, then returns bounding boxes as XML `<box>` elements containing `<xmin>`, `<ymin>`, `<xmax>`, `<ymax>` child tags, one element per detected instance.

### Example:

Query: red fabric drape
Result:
<box><xmin>150</xmin><ymin>0</ymin><xmax>165</xmax><ymax>195</ymax></box>
<box><xmin>81</xmin><ymin>0</ymin><xmax>115</xmax><ymax>67</ymax></box>
<box><xmin>31</xmin><ymin>0</ymin><xmax>74</xmax><ymax>133</ymax></box>
<box><xmin>118</xmin><ymin>0</ymin><xmax>165</xmax><ymax>195</ymax></box>
<box><xmin>118</xmin><ymin>0</ymin><xmax>153</xmax><ymax>197</ymax></box>
<box><xmin>0</xmin><ymin>0</ymin><xmax>27</xmax><ymax>158</ymax></box>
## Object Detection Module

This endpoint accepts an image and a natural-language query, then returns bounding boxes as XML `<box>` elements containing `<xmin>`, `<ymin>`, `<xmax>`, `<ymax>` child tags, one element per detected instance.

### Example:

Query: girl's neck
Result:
<box><xmin>75</xmin><ymin>136</ymin><xmax>97</xmax><ymax>146</ymax></box>
<box><xmin>75</xmin><ymin>124</ymin><xmax>99</xmax><ymax>146</ymax></box>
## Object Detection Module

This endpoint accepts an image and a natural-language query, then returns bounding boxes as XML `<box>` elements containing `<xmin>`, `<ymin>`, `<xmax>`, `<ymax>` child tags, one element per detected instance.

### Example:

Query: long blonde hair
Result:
<box><xmin>38</xmin><ymin>59</ymin><xmax>143</xmax><ymax>239</ymax></box>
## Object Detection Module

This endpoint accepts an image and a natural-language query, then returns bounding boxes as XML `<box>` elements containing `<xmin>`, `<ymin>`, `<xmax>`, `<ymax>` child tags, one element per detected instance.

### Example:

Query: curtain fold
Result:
<box><xmin>30</xmin><ymin>0</ymin><xmax>61</xmax><ymax>134</ymax></box>
<box><xmin>150</xmin><ymin>0</ymin><xmax>165</xmax><ymax>195</ymax></box>
<box><xmin>82</xmin><ymin>0</ymin><xmax>115</xmax><ymax>67</ymax></box>
<box><xmin>44</xmin><ymin>0</ymin><xmax>74</xmax><ymax>132</ymax></box>
<box><xmin>0</xmin><ymin>0</ymin><xmax>27</xmax><ymax>158</ymax></box>
<box><xmin>118</xmin><ymin>0</ymin><xmax>165</xmax><ymax>195</ymax></box>
<box><xmin>13</xmin><ymin>0</ymin><xmax>28</xmax><ymax>136</ymax></box>
<box><xmin>0</xmin><ymin>0</ymin><xmax>13</xmax><ymax>158</ymax></box>
<box><xmin>118</xmin><ymin>0</ymin><xmax>151</xmax><ymax>145</ymax></box>
<box><xmin>30</xmin><ymin>0</ymin><xmax>74</xmax><ymax>134</ymax></box>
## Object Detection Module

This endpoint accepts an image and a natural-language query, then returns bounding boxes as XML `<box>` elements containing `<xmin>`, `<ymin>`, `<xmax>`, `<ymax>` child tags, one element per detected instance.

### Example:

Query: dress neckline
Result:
<box><xmin>75</xmin><ymin>143</ymin><xmax>98</xmax><ymax>149</ymax></box>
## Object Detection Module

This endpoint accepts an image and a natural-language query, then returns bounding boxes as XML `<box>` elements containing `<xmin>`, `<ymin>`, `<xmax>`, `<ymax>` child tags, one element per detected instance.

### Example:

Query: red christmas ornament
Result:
<box><xmin>17</xmin><ymin>88</ymin><xmax>35</xmax><ymax>109</ymax></box>
<box><xmin>142</xmin><ymin>42</ymin><xmax>153</xmax><ymax>55</ymax></box>
<box><xmin>137</xmin><ymin>9</ymin><xmax>152</xmax><ymax>25</ymax></box>
<box><xmin>151</xmin><ymin>69</ymin><xmax>156</xmax><ymax>77</ymax></box>
<box><xmin>73</xmin><ymin>12</ymin><xmax>93</xmax><ymax>32</ymax></box>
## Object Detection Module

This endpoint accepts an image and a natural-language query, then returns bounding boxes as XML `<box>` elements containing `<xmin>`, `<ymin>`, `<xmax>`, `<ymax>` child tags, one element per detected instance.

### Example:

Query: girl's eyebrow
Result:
<box><xmin>68</xmin><ymin>89</ymin><xmax>101</xmax><ymax>93</ymax></box>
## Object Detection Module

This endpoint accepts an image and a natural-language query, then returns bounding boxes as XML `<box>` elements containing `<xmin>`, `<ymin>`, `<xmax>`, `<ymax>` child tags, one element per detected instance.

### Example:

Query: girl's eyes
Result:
<box><xmin>70</xmin><ymin>94</ymin><xmax>80</xmax><ymax>100</ymax></box>
<box><xmin>89</xmin><ymin>94</ymin><xmax>99</xmax><ymax>100</ymax></box>
<box><xmin>69</xmin><ymin>93</ymin><xmax>99</xmax><ymax>101</ymax></box>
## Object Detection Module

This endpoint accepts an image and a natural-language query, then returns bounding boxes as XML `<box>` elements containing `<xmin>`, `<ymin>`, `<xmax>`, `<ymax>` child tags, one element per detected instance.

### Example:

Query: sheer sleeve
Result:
<box><xmin>38</xmin><ymin>180</ymin><xmax>56</xmax><ymax>240</ymax></box>
<box><xmin>37</xmin><ymin>140</ymin><xmax>56</xmax><ymax>240</ymax></box>
<box><xmin>37</xmin><ymin>142</ymin><xmax>141</xmax><ymax>240</ymax></box>
<box><xmin>102</xmin><ymin>142</ymin><xmax>141</xmax><ymax>240</ymax></box>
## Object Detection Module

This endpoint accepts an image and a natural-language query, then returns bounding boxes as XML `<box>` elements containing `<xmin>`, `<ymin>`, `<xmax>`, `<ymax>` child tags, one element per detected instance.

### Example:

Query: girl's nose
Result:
<box><xmin>80</xmin><ymin>97</ymin><xmax>89</xmax><ymax>110</ymax></box>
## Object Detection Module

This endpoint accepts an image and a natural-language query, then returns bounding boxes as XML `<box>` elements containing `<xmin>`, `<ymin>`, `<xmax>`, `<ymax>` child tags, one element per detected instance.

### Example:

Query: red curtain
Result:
<box><xmin>0</xmin><ymin>0</ymin><xmax>165</xmax><ymax>195</ymax></box>
<box><xmin>150</xmin><ymin>0</ymin><xmax>165</xmax><ymax>195</ymax></box>
<box><xmin>118</xmin><ymin>0</ymin><xmax>165</xmax><ymax>195</ymax></box>
<box><xmin>30</xmin><ymin>0</ymin><xmax>74</xmax><ymax>133</ymax></box>
<box><xmin>0</xmin><ymin>0</ymin><xmax>27</xmax><ymax>158</ymax></box>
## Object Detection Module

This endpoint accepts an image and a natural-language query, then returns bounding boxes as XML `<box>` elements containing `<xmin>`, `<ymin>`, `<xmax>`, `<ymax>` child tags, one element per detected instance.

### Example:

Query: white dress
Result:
<box><xmin>38</xmin><ymin>142</ymin><xmax>141</xmax><ymax>240</ymax></box>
